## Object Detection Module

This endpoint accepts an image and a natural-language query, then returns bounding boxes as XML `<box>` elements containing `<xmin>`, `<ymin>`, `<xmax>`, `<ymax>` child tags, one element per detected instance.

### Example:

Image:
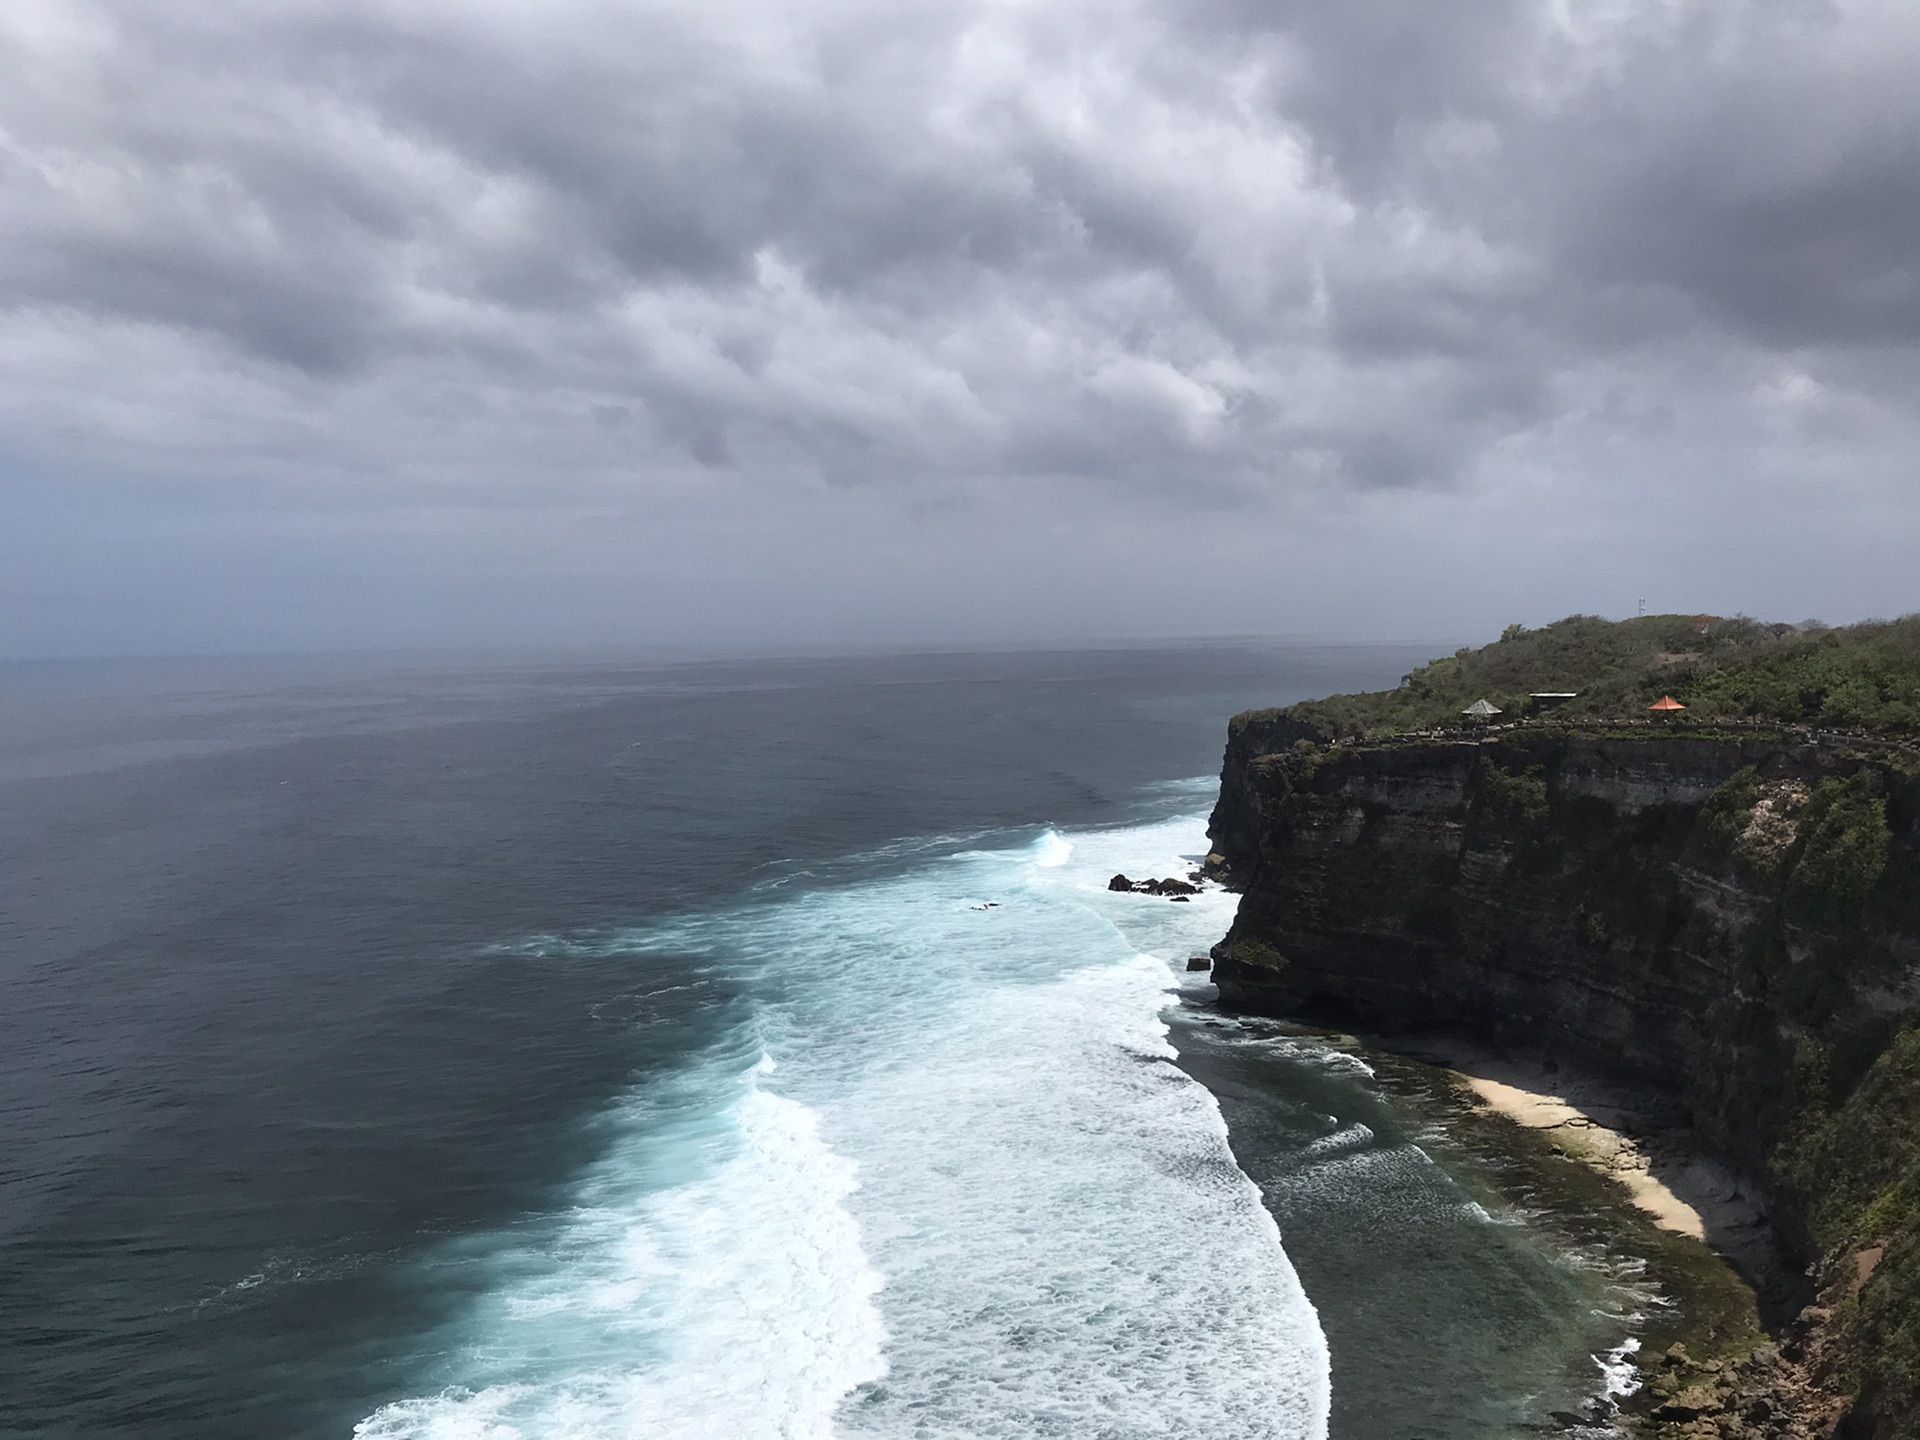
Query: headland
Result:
<box><xmin>1205</xmin><ymin>614</ymin><xmax>1920</xmax><ymax>1439</ymax></box>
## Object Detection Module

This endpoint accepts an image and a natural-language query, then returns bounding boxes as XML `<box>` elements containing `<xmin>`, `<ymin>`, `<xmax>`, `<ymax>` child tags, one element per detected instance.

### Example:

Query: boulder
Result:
<box><xmin>1108</xmin><ymin>874</ymin><xmax>1134</xmax><ymax>892</ymax></box>
<box><xmin>1652</xmin><ymin>1383</ymin><xmax>1724</xmax><ymax>1423</ymax></box>
<box><xmin>1144</xmin><ymin>877</ymin><xmax>1200</xmax><ymax>896</ymax></box>
<box><xmin>1186</xmin><ymin>956</ymin><xmax>1211</xmax><ymax>971</ymax></box>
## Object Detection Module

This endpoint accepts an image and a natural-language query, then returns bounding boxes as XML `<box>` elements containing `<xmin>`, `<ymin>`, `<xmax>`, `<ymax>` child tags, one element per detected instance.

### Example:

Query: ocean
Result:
<box><xmin>0</xmin><ymin>644</ymin><xmax>1640</xmax><ymax>1438</ymax></box>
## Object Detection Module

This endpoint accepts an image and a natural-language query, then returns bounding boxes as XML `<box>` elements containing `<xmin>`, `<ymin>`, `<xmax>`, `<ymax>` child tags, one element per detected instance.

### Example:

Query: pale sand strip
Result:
<box><xmin>1458</xmin><ymin>1070</ymin><xmax>1707</xmax><ymax>1237</ymax></box>
<box><xmin>1381</xmin><ymin>1036</ymin><xmax>1769</xmax><ymax>1247</ymax></box>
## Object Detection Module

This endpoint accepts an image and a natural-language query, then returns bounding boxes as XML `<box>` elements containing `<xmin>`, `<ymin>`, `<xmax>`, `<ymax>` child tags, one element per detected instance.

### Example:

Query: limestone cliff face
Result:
<box><xmin>1207</xmin><ymin>721</ymin><xmax>1920</xmax><ymax>1435</ymax></box>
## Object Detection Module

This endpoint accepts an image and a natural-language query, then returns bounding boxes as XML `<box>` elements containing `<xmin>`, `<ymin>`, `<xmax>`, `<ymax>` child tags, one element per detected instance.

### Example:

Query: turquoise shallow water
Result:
<box><xmin>0</xmin><ymin>644</ymin><xmax>1636</xmax><ymax>1439</ymax></box>
<box><xmin>1174</xmin><ymin>1016</ymin><xmax>1647</xmax><ymax>1439</ymax></box>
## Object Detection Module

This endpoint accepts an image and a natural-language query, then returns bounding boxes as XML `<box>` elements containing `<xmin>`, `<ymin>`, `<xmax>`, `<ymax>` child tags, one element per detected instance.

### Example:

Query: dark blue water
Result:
<box><xmin>0</xmin><ymin>644</ymin><xmax>1635</xmax><ymax>1439</ymax></box>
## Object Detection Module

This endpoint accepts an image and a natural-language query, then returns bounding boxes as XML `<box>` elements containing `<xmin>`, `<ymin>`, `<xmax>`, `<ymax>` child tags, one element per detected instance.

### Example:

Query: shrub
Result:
<box><xmin>1473</xmin><ymin>758</ymin><xmax>1550</xmax><ymax>826</ymax></box>
<box><xmin>1785</xmin><ymin>774</ymin><xmax>1892</xmax><ymax>925</ymax></box>
<box><xmin>1698</xmin><ymin>768</ymin><xmax>1763</xmax><ymax>854</ymax></box>
<box><xmin>1777</xmin><ymin>1029</ymin><xmax>1920</xmax><ymax>1430</ymax></box>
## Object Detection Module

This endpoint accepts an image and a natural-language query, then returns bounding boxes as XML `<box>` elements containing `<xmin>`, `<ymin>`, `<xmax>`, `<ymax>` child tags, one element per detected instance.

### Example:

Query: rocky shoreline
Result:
<box><xmin>1385</xmin><ymin>1035</ymin><xmax>1854</xmax><ymax>1439</ymax></box>
<box><xmin>1203</xmin><ymin>719</ymin><xmax>1920</xmax><ymax>1437</ymax></box>
<box><xmin>1222</xmin><ymin>1019</ymin><xmax>1854</xmax><ymax>1439</ymax></box>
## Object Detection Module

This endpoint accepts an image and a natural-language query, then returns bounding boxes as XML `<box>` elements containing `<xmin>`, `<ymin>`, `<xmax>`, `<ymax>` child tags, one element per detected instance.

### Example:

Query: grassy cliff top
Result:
<box><xmin>1257</xmin><ymin>613</ymin><xmax>1920</xmax><ymax>740</ymax></box>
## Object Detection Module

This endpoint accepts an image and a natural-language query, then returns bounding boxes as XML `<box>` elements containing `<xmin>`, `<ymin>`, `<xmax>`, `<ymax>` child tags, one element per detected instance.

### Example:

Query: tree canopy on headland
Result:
<box><xmin>1266</xmin><ymin>614</ymin><xmax>1920</xmax><ymax>739</ymax></box>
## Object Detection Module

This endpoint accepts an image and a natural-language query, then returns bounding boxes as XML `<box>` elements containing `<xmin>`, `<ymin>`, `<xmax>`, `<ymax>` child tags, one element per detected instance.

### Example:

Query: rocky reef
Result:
<box><xmin>1207</xmin><ymin>715</ymin><xmax>1920</xmax><ymax>1438</ymax></box>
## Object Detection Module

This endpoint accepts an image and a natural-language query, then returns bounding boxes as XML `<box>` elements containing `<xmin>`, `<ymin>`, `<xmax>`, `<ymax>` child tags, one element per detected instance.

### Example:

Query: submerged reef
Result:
<box><xmin>1207</xmin><ymin>617</ymin><xmax>1920</xmax><ymax>1439</ymax></box>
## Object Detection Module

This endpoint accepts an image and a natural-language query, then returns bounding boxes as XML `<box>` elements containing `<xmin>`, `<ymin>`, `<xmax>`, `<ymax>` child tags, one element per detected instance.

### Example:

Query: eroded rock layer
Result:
<box><xmin>1207</xmin><ymin>720</ymin><xmax>1920</xmax><ymax>1438</ymax></box>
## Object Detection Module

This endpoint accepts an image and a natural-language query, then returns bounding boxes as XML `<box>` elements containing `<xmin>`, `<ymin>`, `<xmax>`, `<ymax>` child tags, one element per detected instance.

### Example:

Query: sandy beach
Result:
<box><xmin>1379</xmin><ymin>1034</ymin><xmax>1778</xmax><ymax>1264</ymax></box>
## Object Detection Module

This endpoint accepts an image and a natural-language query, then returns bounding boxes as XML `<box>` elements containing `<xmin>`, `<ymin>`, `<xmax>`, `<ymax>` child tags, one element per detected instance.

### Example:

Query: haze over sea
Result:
<box><xmin>2</xmin><ymin>645</ymin><xmax>1638</xmax><ymax>1438</ymax></box>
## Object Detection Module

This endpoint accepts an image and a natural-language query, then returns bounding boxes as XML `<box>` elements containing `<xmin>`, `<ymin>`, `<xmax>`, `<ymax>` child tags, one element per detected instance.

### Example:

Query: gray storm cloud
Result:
<box><xmin>1</xmin><ymin>0</ymin><xmax>1916</xmax><ymax>652</ymax></box>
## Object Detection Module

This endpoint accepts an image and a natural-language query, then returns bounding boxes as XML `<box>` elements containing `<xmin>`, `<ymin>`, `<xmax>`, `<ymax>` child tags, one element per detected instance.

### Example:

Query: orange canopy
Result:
<box><xmin>1649</xmin><ymin>695</ymin><xmax>1686</xmax><ymax>712</ymax></box>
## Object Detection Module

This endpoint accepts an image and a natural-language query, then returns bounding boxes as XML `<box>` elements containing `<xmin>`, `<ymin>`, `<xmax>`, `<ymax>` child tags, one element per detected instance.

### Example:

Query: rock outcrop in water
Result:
<box><xmin>1207</xmin><ymin>712</ymin><xmax>1920</xmax><ymax>1439</ymax></box>
<box><xmin>1108</xmin><ymin>873</ymin><xmax>1202</xmax><ymax>897</ymax></box>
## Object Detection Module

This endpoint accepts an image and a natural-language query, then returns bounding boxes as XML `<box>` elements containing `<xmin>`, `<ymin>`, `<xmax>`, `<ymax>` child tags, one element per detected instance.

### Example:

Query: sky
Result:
<box><xmin>1</xmin><ymin>0</ymin><xmax>1916</xmax><ymax>655</ymax></box>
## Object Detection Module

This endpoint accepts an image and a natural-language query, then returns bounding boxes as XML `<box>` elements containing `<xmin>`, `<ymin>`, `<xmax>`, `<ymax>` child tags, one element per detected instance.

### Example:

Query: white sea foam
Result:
<box><xmin>1595</xmin><ymin>1337</ymin><xmax>1642</xmax><ymax>1400</ymax></box>
<box><xmin>355</xmin><ymin>1061</ymin><xmax>886</xmax><ymax>1440</ymax></box>
<box><xmin>741</xmin><ymin>813</ymin><xmax>1328</xmax><ymax>1438</ymax></box>
<box><xmin>360</xmin><ymin>807</ymin><xmax>1330</xmax><ymax>1440</ymax></box>
<box><xmin>1216</xmin><ymin>1027</ymin><xmax>1379</xmax><ymax>1080</ymax></box>
<box><xmin>1033</xmin><ymin>829</ymin><xmax>1074</xmax><ymax>867</ymax></box>
<box><xmin>823</xmin><ymin>951</ymin><xmax>1328</xmax><ymax>1438</ymax></box>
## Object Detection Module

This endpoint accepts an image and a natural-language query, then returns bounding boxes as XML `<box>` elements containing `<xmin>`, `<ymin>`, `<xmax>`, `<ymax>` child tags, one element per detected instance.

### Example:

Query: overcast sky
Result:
<box><xmin>2</xmin><ymin>0</ymin><xmax>1916</xmax><ymax>655</ymax></box>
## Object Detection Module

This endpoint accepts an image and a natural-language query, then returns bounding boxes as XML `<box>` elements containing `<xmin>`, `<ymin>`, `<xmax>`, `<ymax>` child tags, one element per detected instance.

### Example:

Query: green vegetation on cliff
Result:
<box><xmin>1778</xmin><ymin>1029</ymin><xmax>1920</xmax><ymax>1431</ymax></box>
<box><xmin>1211</xmin><ymin>710</ymin><xmax>1920</xmax><ymax>1435</ymax></box>
<box><xmin>1688</xmin><ymin>760</ymin><xmax>1920</xmax><ymax>1431</ymax></box>
<box><xmin>1787</xmin><ymin>773</ymin><xmax>1895</xmax><ymax>926</ymax></box>
<box><xmin>1260</xmin><ymin>613</ymin><xmax>1920</xmax><ymax>739</ymax></box>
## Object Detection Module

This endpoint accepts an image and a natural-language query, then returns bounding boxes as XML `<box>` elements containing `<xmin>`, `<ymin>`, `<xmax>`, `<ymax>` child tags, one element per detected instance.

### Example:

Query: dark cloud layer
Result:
<box><xmin>2</xmin><ymin>0</ymin><xmax>1917</xmax><ymax>652</ymax></box>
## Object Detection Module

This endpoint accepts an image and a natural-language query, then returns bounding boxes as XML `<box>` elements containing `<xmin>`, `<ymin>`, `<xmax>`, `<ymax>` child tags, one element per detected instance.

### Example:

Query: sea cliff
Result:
<box><xmin>1207</xmin><ymin>717</ymin><xmax>1920</xmax><ymax>1438</ymax></box>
